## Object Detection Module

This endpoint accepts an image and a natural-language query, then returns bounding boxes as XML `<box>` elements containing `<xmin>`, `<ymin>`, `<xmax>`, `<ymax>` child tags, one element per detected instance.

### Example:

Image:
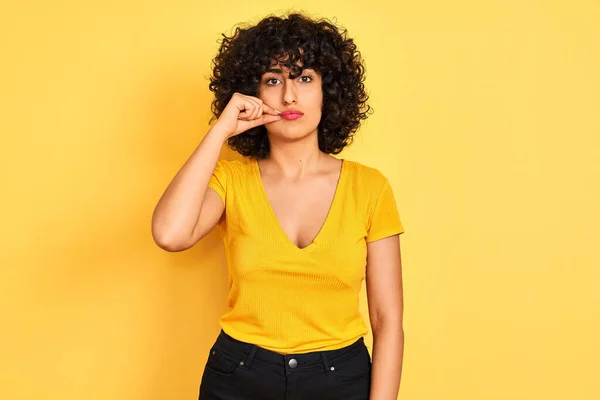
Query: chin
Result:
<box><xmin>268</xmin><ymin>126</ymin><xmax>318</xmax><ymax>140</ymax></box>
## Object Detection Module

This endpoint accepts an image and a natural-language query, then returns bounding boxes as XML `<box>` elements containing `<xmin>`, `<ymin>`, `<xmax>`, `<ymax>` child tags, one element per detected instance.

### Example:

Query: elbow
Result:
<box><xmin>371</xmin><ymin>315</ymin><xmax>404</xmax><ymax>335</ymax></box>
<box><xmin>154</xmin><ymin>239</ymin><xmax>189</xmax><ymax>252</ymax></box>
<box><xmin>151</xmin><ymin>212</ymin><xmax>194</xmax><ymax>251</ymax></box>
<box><xmin>151</xmin><ymin>228</ymin><xmax>192</xmax><ymax>252</ymax></box>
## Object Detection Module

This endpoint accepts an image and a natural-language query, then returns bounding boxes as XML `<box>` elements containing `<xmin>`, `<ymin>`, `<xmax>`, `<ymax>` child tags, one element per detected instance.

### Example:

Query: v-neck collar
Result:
<box><xmin>252</xmin><ymin>157</ymin><xmax>346</xmax><ymax>251</ymax></box>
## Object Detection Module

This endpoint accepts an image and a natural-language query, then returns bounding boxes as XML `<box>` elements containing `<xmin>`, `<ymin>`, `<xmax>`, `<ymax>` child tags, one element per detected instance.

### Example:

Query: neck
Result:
<box><xmin>263</xmin><ymin>130</ymin><xmax>326</xmax><ymax>179</ymax></box>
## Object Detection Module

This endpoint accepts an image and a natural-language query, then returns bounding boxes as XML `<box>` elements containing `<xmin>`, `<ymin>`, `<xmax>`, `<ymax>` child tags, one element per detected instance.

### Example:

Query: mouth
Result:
<box><xmin>280</xmin><ymin>110</ymin><xmax>304</xmax><ymax>120</ymax></box>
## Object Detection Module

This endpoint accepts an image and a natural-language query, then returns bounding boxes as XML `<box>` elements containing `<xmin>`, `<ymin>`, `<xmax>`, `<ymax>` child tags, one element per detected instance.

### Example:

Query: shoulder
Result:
<box><xmin>344</xmin><ymin>159</ymin><xmax>390</xmax><ymax>189</ymax></box>
<box><xmin>343</xmin><ymin>159</ymin><xmax>395</xmax><ymax>215</ymax></box>
<box><xmin>214</xmin><ymin>157</ymin><xmax>254</xmax><ymax>176</ymax></box>
<box><xmin>210</xmin><ymin>158</ymin><xmax>255</xmax><ymax>199</ymax></box>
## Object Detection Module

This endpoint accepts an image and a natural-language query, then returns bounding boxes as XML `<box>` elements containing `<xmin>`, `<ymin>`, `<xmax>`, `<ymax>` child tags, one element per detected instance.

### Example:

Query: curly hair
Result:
<box><xmin>208</xmin><ymin>12</ymin><xmax>373</xmax><ymax>159</ymax></box>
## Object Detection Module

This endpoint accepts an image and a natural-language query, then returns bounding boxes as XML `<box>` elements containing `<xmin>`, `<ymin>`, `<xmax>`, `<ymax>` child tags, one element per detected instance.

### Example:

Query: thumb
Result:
<box><xmin>261</xmin><ymin>114</ymin><xmax>282</xmax><ymax>125</ymax></box>
<box><xmin>245</xmin><ymin>113</ymin><xmax>281</xmax><ymax>129</ymax></box>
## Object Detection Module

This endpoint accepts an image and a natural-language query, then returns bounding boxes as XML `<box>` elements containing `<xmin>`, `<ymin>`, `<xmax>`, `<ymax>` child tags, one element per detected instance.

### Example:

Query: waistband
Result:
<box><xmin>213</xmin><ymin>329</ymin><xmax>366</xmax><ymax>375</ymax></box>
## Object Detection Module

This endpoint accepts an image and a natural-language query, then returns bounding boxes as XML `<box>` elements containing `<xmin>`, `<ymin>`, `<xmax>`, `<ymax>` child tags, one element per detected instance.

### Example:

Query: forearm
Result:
<box><xmin>151</xmin><ymin>125</ymin><xmax>228</xmax><ymax>247</ymax></box>
<box><xmin>369</xmin><ymin>320</ymin><xmax>404</xmax><ymax>400</ymax></box>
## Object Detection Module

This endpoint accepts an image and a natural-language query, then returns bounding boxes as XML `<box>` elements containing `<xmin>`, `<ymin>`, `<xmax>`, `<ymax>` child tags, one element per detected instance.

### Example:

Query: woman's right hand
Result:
<box><xmin>214</xmin><ymin>92</ymin><xmax>281</xmax><ymax>139</ymax></box>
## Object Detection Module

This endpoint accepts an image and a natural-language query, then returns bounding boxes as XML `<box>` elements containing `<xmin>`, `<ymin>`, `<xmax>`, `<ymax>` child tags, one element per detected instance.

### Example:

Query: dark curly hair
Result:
<box><xmin>208</xmin><ymin>12</ymin><xmax>373</xmax><ymax>159</ymax></box>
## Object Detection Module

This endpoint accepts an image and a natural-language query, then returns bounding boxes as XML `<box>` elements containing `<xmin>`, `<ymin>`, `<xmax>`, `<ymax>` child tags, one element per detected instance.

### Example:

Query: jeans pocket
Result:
<box><xmin>204</xmin><ymin>343</ymin><xmax>241</xmax><ymax>376</ymax></box>
<box><xmin>332</xmin><ymin>345</ymin><xmax>372</xmax><ymax>383</ymax></box>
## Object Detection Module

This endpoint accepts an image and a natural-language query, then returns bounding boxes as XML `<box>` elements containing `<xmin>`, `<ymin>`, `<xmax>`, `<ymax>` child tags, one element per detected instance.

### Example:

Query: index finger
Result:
<box><xmin>261</xmin><ymin>103</ymin><xmax>281</xmax><ymax>116</ymax></box>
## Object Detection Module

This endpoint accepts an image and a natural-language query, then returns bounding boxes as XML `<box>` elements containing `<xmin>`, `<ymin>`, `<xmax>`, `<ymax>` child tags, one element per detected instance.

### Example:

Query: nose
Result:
<box><xmin>282</xmin><ymin>80</ymin><xmax>297</xmax><ymax>105</ymax></box>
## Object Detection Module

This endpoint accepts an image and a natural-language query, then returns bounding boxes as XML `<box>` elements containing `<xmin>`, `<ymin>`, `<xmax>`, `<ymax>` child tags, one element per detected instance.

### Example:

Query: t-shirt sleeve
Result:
<box><xmin>207</xmin><ymin>160</ymin><xmax>228</xmax><ymax>204</ymax></box>
<box><xmin>366</xmin><ymin>178</ymin><xmax>404</xmax><ymax>242</ymax></box>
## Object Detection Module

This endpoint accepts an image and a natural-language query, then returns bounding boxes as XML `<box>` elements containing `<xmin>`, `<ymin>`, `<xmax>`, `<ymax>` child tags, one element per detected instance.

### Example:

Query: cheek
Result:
<box><xmin>256</xmin><ymin>90</ymin><xmax>270</xmax><ymax>103</ymax></box>
<box><xmin>257</xmin><ymin>85</ymin><xmax>277</xmax><ymax>100</ymax></box>
<box><xmin>311</xmin><ymin>88</ymin><xmax>324</xmax><ymax>108</ymax></box>
<box><xmin>310</xmin><ymin>91</ymin><xmax>323</xmax><ymax>113</ymax></box>
<box><xmin>307</xmin><ymin>108</ymin><xmax>322</xmax><ymax>127</ymax></box>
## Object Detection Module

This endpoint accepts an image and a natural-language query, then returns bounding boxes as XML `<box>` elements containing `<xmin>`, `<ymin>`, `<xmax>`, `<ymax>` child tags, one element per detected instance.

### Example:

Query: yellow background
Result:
<box><xmin>2</xmin><ymin>1</ymin><xmax>599</xmax><ymax>399</ymax></box>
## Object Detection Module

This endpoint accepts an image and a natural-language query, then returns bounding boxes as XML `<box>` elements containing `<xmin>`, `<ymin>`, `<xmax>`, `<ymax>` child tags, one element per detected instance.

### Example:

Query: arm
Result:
<box><xmin>151</xmin><ymin>125</ymin><xmax>228</xmax><ymax>252</ymax></box>
<box><xmin>151</xmin><ymin>93</ymin><xmax>281</xmax><ymax>252</ymax></box>
<box><xmin>366</xmin><ymin>234</ymin><xmax>404</xmax><ymax>400</ymax></box>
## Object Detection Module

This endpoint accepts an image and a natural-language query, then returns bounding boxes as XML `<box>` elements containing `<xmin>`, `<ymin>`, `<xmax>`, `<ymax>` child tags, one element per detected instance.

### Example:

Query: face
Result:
<box><xmin>257</xmin><ymin>62</ymin><xmax>323</xmax><ymax>140</ymax></box>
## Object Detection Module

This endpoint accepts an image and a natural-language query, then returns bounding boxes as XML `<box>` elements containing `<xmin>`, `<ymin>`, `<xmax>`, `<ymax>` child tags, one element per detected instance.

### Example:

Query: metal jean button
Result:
<box><xmin>288</xmin><ymin>358</ymin><xmax>298</xmax><ymax>368</ymax></box>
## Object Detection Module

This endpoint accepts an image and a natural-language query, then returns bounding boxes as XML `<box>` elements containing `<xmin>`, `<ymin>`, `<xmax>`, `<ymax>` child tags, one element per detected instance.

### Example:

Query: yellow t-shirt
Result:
<box><xmin>207</xmin><ymin>157</ymin><xmax>404</xmax><ymax>354</ymax></box>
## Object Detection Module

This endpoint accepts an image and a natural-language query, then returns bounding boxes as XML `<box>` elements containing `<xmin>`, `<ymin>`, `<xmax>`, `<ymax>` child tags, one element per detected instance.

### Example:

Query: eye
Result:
<box><xmin>265</xmin><ymin>77</ymin><xmax>281</xmax><ymax>85</ymax></box>
<box><xmin>299</xmin><ymin>75</ymin><xmax>312</xmax><ymax>83</ymax></box>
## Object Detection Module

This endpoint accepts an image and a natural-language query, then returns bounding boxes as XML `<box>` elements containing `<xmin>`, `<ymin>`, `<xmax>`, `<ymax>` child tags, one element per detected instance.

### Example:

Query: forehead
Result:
<box><xmin>265</xmin><ymin>65</ymin><xmax>309</xmax><ymax>74</ymax></box>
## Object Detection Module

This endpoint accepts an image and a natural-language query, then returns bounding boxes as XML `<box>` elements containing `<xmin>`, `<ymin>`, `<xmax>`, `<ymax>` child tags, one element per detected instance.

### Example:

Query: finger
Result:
<box><xmin>256</xmin><ymin>102</ymin><xmax>264</xmax><ymax>120</ymax></box>
<box><xmin>262</xmin><ymin>114</ymin><xmax>282</xmax><ymax>124</ymax></box>
<box><xmin>241</xmin><ymin>114</ymin><xmax>280</xmax><ymax>130</ymax></box>
<box><xmin>236</xmin><ymin>102</ymin><xmax>251</xmax><ymax>120</ymax></box>
<box><xmin>244</xmin><ymin>95</ymin><xmax>279</xmax><ymax>116</ymax></box>
<box><xmin>238</xmin><ymin>98</ymin><xmax>258</xmax><ymax>121</ymax></box>
<box><xmin>251</xmin><ymin>98</ymin><xmax>267</xmax><ymax>120</ymax></box>
<box><xmin>261</xmin><ymin>103</ymin><xmax>281</xmax><ymax>116</ymax></box>
<box><xmin>248</xmin><ymin>99</ymin><xmax>262</xmax><ymax>120</ymax></box>
<box><xmin>235</xmin><ymin>94</ymin><xmax>251</xmax><ymax>114</ymax></box>
<box><xmin>253</xmin><ymin>113</ymin><xmax>281</xmax><ymax>127</ymax></box>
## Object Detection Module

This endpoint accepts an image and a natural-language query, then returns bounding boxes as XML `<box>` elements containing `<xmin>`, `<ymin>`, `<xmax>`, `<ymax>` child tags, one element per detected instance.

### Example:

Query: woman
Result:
<box><xmin>151</xmin><ymin>12</ymin><xmax>405</xmax><ymax>400</ymax></box>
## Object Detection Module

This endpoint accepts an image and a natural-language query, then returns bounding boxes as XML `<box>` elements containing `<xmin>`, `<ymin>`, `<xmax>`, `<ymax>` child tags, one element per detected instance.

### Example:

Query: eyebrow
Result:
<box><xmin>264</xmin><ymin>68</ymin><xmax>314</xmax><ymax>75</ymax></box>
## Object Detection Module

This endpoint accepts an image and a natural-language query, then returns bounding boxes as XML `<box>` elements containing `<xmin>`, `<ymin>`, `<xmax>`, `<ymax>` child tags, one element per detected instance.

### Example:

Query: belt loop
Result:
<box><xmin>320</xmin><ymin>352</ymin><xmax>332</xmax><ymax>374</ymax></box>
<box><xmin>242</xmin><ymin>345</ymin><xmax>258</xmax><ymax>369</ymax></box>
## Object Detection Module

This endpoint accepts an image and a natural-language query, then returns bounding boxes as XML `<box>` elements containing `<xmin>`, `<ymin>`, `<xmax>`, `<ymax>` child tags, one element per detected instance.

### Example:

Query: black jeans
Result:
<box><xmin>198</xmin><ymin>329</ymin><xmax>372</xmax><ymax>400</ymax></box>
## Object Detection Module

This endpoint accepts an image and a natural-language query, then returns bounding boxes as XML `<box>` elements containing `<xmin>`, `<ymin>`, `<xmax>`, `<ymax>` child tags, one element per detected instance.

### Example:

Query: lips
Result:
<box><xmin>280</xmin><ymin>109</ymin><xmax>304</xmax><ymax>120</ymax></box>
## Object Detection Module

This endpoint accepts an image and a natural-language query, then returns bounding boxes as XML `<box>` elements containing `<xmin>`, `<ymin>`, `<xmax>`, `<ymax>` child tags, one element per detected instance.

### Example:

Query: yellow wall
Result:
<box><xmin>2</xmin><ymin>1</ymin><xmax>599</xmax><ymax>399</ymax></box>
